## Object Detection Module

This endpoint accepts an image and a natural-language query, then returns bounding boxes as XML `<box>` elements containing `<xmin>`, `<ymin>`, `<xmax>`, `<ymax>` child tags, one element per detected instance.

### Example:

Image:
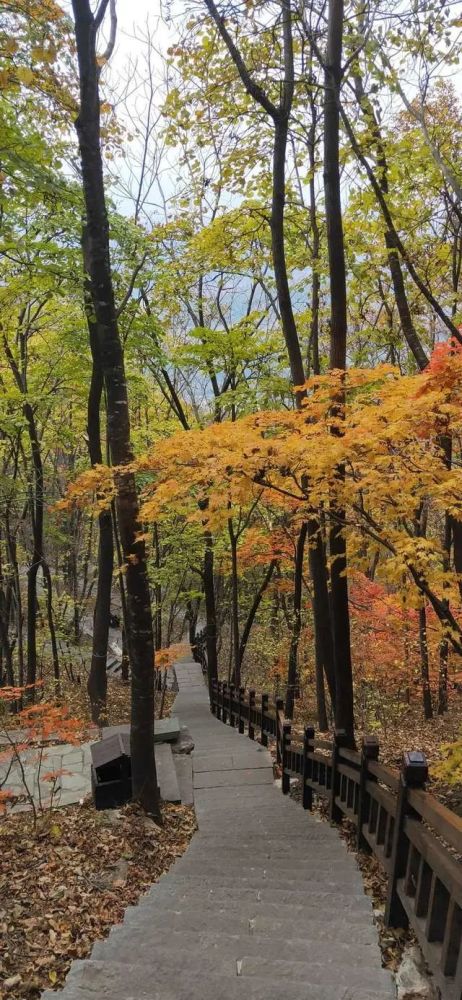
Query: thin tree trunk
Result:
<box><xmin>353</xmin><ymin>74</ymin><xmax>429</xmax><ymax>371</ymax></box>
<box><xmin>85</xmin><ymin>294</ymin><xmax>113</xmax><ymax>724</ymax></box>
<box><xmin>112</xmin><ymin>502</ymin><xmax>130</xmax><ymax>683</ymax></box>
<box><xmin>419</xmin><ymin>605</ymin><xmax>433</xmax><ymax>720</ymax></box>
<box><xmin>42</xmin><ymin>561</ymin><xmax>60</xmax><ymax>696</ymax></box>
<box><xmin>323</xmin><ymin>0</ymin><xmax>355</xmax><ymax>747</ymax></box>
<box><xmin>153</xmin><ymin>523</ymin><xmax>162</xmax><ymax>650</ymax></box>
<box><xmin>307</xmin><ymin>519</ymin><xmax>336</xmax><ymax>710</ymax></box>
<box><xmin>228</xmin><ymin>519</ymin><xmax>240</xmax><ymax>687</ymax></box>
<box><xmin>285</xmin><ymin>524</ymin><xmax>307</xmax><ymax>719</ymax></box>
<box><xmin>72</xmin><ymin>0</ymin><xmax>160</xmax><ymax>817</ymax></box>
<box><xmin>203</xmin><ymin>532</ymin><xmax>218</xmax><ymax>688</ymax></box>
<box><xmin>238</xmin><ymin>560</ymin><xmax>277</xmax><ymax>672</ymax></box>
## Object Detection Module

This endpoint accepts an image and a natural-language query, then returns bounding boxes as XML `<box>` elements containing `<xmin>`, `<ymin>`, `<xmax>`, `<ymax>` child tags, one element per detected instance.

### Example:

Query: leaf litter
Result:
<box><xmin>0</xmin><ymin>799</ymin><xmax>196</xmax><ymax>999</ymax></box>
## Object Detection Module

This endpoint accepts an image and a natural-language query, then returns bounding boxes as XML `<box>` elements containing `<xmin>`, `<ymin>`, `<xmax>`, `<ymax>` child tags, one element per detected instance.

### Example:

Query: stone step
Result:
<box><xmin>184</xmin><ymin>834</ymin><xmax>346</xmax><ymax>853</ymax></box>
<box><xmin>240</xmin><ymin>955</ymin><xmax>394</xmax><ymax>991</ymax></box>
<box><xmin>118</xmin><ymin>905</ymin><xmax>380</xmax><ymax>944</ymax></box>
<box><xmin>91</xmin><ymin>925</ymin><xmax>382</xmax><ymax>968</ymax></box>
<box><xmin>139</xmin><ymin>885</ymin><xmax>371</xmax><ymax>913</ymax></box>
<box><xmin>41</xmin><ymin>962</ymin><xmax>394</xmax><ymax>1000</ymax></box>
<box><xmin>194</xmin><ymin>769</ymin><xmax>274</xmax><ymax>788</ymax></box>
<box><xmin>52</xmin><ymin>957</ymin><xmax>395</xmax><ymax>996</ymax></box>
<box><xmin>83</xmin><ymin>942</ymin><xmax>389</xmax><ymax>990</ymax></box>
<box><xmin>192</xmin><ymin>753</ymin><xmax>271</xmax><ymax>772</ymax></box>
<box><xmin>190</xmin><ymin>829</ymin><xmax>340</xmax><ymax>842</ymax></box>
<box><xmin>152</xmin><ymin>871</ymin><xmax>362</xmax><ymax>894</ymax></box>
<box><xmin>170</xmin><ymin>861</ymin><xmax>358</xmax><ymax>881</ymax></box>
<box><xmin>178</xmin><ymin>844</ymin><xmax>355</xmax><ymax>864</ymax></box>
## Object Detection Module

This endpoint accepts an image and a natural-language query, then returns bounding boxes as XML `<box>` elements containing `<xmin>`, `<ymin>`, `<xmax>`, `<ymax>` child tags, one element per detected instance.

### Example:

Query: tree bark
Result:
<box><xmin>72</xmin><ymin>0</ymin><xmax>160</xmax><ymax>817</ymax></box>
<box><xmin>228</xmin><ymin>519</ymin><xmax>241</xmax><ymax>687</ymax></box>
<box><xmin>85</xmin><ymin>271</ymin><xmax>113</xmax><ymax>724</ymax></box>
<box><xmin>353</xmin><ymin>74</ymin><xmax>429</xmax><ymax>371</ymax></box>
<box><xmin>203</xmin><ymin>531</ymin><xmax>218</xmax><ymax>688</ymax></box>
<box><xmin>238</xmin><ymin>560</ymin><xmax>277</xmax><ymax>673</ymax></box>
<box><xmin>285</xmin><ymin>523</ymin><xmax>307</xmax><ymax>718</ymax></box>
<box><xmin>323</xmin><ymin>0</ymin><xmax>355</xmax><ymax>746</ymax></box>
<box><xmin>419</xmin><ymin>605</ymin><xmax>433</xmax><ymax>720</ymax></box>
<box><xmin>153</xmin><ymin>523</ymin><xmax>162</xmax><ymax>650</ymax></box>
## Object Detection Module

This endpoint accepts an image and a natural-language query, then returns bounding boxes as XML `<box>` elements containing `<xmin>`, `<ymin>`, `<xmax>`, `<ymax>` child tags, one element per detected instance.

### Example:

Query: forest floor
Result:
<box><xmin>289</xmin><ymin>690</ymin><xmax>462</xmax><ymax>813</ymax></box>
<box><xmin>0</xmin><ymin>664</ymin><xmax>186</xmax><ymax>1000</ymax></box>
<box><xmin>0</xmin><ymin>801</ymin><xmax>196</xmax><ymax>1000</ymax></box>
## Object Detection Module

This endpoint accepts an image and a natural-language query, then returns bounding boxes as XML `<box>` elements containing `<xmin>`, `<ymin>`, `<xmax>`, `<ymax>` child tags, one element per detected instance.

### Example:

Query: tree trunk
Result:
<box><xmin>285</xmin><ymin>524</ymin><xmax>307</xmax><ymax>719</ymax></box>
<box><xmin>228</xmin><ymin>520</ymin><xmax>241</xmax><ymax>687</ymax></box>
<box><xmin>153</xmin><ymin>523</ymin><xmax>162</xmax><ymax>650</ymax></box>
<box><xmin>203</xmin><ymin>532</ymin><xmax>218</xmax><ymax>688</ymax></box>
<box><xmin>72</xmin><ymin>0</ymin><xmax>160</xmax><ymax>817</ymax></box>
<box><xmin>238</xmin><ymin>560</ymin><xmax>277</xmax><ymax>672</ymax></box>
<box><xmin>353</xmin><ymin>73</ymin><xmax>428</xmax><ymax>371</ymax></box>
<box><xmin>85</xmin><ymin>291</ymin><xmax>113</xmax><ymax>724</ymax></box>
<box><xmin>307</xmin><ymin>519</ymin><xmax>336</xmax><ymax>712</ymax></box>
<box><xmin>323</xmin><ymin>0</ymin><xmax>355</xmax><ymax>747</ymax></box>
<box><xmin>271</xmin><ymin>117</ymin><xmax>306</xmax><ymax>393</ymax></box>
<box><xmin>419</xmin><ymin>605</ymin><xmax>433</xmax><ymax>720</ymax></box>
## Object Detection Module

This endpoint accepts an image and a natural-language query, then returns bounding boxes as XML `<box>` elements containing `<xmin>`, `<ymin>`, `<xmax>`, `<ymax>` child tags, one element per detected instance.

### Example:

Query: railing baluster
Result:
<box><xmin>357</xmin><ymin>735</ymin><xmax>379</xmax><ymax>852</ymax></box>
<box><xmin>275</xmin><ymin>698</ymin><xmax>283</xmax><ymax>765</ymax></box>
<box><xmin>441</xmin><ymin>899</ymin><xmax>462</xmax><ymax>977</ymax></box>
<box><xmin>302</xmin><ymin>726</ymin><xmax>314</xmax><ymax>810</ymax></box>
<box><xmin>329</xmin><ymin>729</ymin><xmax>346</xmax><ymax>824</ymax></box>
<box><xmin>282</xmin><ymin>722</ymin><xmax>291</xmax><ymax>795</ymax></box>
<box><xmin>261</xmin><ymin>693</ymin><xmax>269</xmax><ymax>747</ymax></box>
<box><xmin>238</xmin><ymin>687</ymin><xmax>245</xmax><ymax>734</ymax></box>
<box><xmin>248</xmin><ymin>689</ymin><xmax>255</xmax><ymax>740</ymax></box>
<box><xmin>385</xmin><ymin>751</ymin><xmax>428</xmax><ymax>927</ymax></box>
<box><xmin>229</xmin><ymin>683</ymin><xmax>235</xmax><ymax>727</ymax></box>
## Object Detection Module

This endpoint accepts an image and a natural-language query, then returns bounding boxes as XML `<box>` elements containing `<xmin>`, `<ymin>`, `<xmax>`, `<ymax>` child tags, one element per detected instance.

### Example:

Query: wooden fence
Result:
<box><xmin>210</xmin><ymin>678</ymin><xmax>462</xmax><ymax>1000</ymax></box>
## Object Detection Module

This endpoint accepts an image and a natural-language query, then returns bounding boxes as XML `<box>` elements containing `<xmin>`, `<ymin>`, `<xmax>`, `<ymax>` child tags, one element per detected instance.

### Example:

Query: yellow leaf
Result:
<box><xmin>17</xmin><ymin>67</ymin><xmax>35</xmax><ymax>86</ymax></box>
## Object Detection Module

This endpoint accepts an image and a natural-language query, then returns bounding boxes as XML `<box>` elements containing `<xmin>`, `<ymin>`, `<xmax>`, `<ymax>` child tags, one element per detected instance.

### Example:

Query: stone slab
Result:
<box><xmin>155</xmin><ymin>743</ymin><xmax>181</xmax><ymax>804</ymax></box>
<box><xmin>102</xmin><ymin>717</ymin><xmax>181</xmax><ymax>744</ymax></box>
<box><xmin>92</xmin><ymin>926</ymin><xmax>381</xmax><ymax>967</ymax></box>
<box><xmin>193</xmin><ymin>768</ymin><xmax>274</xmax><ymax>789</ymax></box>
<box><xmin>173</xmin><ymin>755</ymin><xmax>194</xmax><ymax>805</ymax></box>
<box><xmin>41</xmin><ymin>964</ymin><xmax>394</xmax><ymax>1000</ymax></box>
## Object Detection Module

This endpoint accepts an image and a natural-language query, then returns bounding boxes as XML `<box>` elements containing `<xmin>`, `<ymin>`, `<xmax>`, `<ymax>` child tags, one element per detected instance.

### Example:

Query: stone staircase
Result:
<box><xmin>41</xmin><ymin>659</ymin><xmax>396</xmax><ymax>1000</ymax></box>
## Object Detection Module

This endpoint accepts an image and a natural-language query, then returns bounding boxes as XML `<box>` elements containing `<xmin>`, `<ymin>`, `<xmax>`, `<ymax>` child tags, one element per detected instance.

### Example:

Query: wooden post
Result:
<box><xmin>281</xmin><ymin>721</ymin><xmax>291</xmax><ymax>794</ymax></box>
<box><xmin>238</xmin><ymin>687</ymin><xmax>245</xmax><ymax>734</ymax></box>
<box><xmin>222</xmin><ymin>681</ymin><xmax>228</xmax><ymax>725</ymax></box>
<box><xmin>302</xmin><ymin>726</ymin><xmax>315</xmax><ymax>810</ymax></box>
<box><xmin>216</xmin><ymin>680</ymin><xmax>222</xmax><ymax>720</ymax></box>
<box><xmin>357</xmin><ymin>734</ymin><xmax>379</xmax><ymax>852</ymax></box>
<box><xmin>229</xmin><ymin>683</ymin><xmax>235</xmax><ymax>727</ymax></box>
<box><xmin>261</xmin><ymin>693</ymin><xmax>269</xmax><ymax>747</ymax></box>
<box><xmin>275</xmin><ymin>697</ymin><xmax>284</xmax><ymax>764</ymax></box>
<box><xmin>211</xmin><ymin>679</ymin><xmax>217</xmax><ymax>716</ymax></box>
<box><xmin>329</xmin><ymin>729</ymin><xmax>346</xmax><ymax>824</ymax></box>
<box><xmin>385</xmin><ymin>751</ymin><xmax>428</xmax><ymax>927</ymax></box>
<box><xmin>248</xmin><ymin>689</ymin><xmax>256</xmax><ymax>740</ymax></box>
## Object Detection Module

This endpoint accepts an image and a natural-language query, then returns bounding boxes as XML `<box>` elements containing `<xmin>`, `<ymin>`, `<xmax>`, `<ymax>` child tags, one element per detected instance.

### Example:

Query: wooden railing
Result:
<box><xmin>210</xmin><ymin>679</ymin><xmax>462</xmax><ymax>1000</ymax></box>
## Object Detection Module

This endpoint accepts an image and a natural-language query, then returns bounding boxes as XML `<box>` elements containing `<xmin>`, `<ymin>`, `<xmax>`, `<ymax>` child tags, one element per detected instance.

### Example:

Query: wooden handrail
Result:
<box><xmin>209</xmin><ymin>676</ymin><xmax>462</xmax><ymax>999</ymax></box>
<box><xmin>408</xmin><ymin>787</ymin><xmax>462</xmax><ymax>855</ymax></box>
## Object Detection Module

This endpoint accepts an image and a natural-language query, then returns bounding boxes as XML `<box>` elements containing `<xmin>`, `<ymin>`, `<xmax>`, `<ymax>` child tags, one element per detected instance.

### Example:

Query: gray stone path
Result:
<box><xmin>42</xmin><ymin>659</ymin><xmax>396</xmax><ymax>1000</ymax></box>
